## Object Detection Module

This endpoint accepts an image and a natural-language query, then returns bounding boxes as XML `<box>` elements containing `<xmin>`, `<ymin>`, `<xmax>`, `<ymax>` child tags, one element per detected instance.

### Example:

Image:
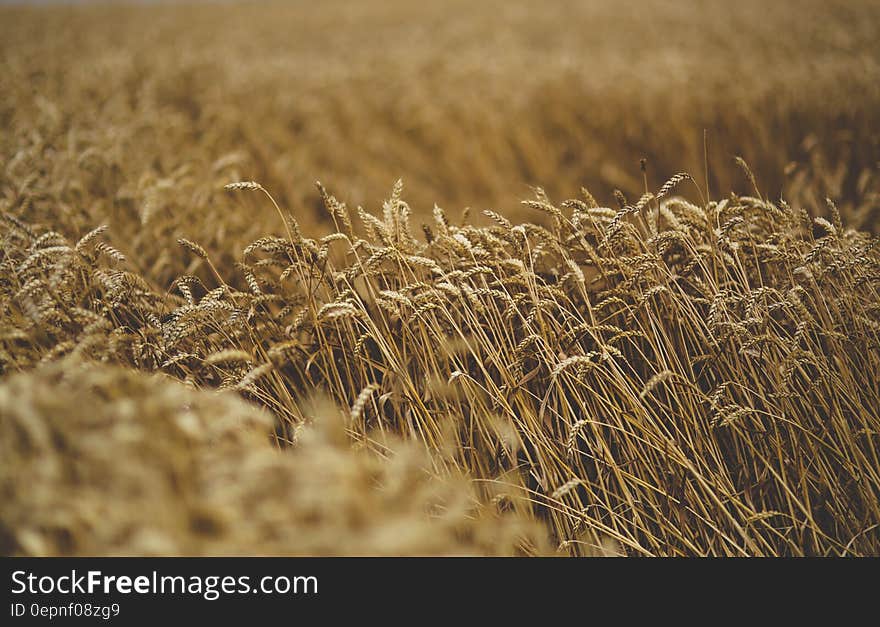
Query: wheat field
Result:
<box><xmin>2</xmin><ymin>0</ymin><xmax>879</xmax><ymax>557</ymax></box>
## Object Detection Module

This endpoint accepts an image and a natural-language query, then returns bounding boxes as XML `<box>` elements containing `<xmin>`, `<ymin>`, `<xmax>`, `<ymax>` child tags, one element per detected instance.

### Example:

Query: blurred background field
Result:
<box><xmin>3</xmin><ymin>0</ymin><xmax>879</xmax><ymax>284</ymax></box>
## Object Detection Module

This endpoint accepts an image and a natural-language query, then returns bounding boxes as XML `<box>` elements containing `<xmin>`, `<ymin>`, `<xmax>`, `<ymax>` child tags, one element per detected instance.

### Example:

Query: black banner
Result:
<box><xmin>1</xmin><ymin>557</ymin><xmax>871</xmax><ymax>621</ymax></box>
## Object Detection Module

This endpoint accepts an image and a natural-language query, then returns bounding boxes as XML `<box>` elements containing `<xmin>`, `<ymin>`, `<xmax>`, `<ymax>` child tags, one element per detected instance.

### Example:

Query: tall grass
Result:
<box><xmin>3</xmin><ymin>172</ymin><xmax>879</xmax><ymax>555</ymax></box>
<box><xmin>2</xmin><ymin>0</ymin><xmax>879</xmax><ymax>556</ymax></box>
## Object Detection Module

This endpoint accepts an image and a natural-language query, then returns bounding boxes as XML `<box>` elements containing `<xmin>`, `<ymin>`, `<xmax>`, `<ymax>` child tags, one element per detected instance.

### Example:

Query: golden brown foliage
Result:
<box><xmin>0</xmin><ymin>360</ymin><xmax>548</xmax><ymax>556</ymax></box>
<box><xmin>3</xmin><ymin>173</ymin><xmax>880</xmax><ymax>555</ymax></box>
<box><xmin>1</xmin><ymin>0</ymin><xmax>880</xmax><ymax>557</ymax></box>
